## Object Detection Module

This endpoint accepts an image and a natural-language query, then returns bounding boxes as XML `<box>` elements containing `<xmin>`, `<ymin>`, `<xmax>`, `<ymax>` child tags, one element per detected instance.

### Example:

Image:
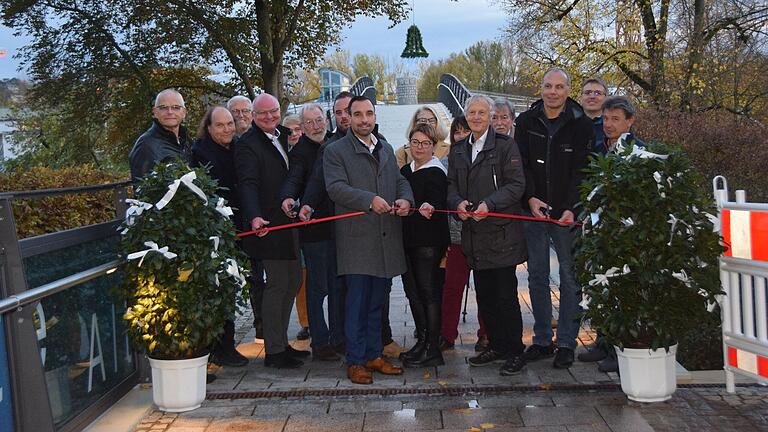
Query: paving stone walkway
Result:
<box><xmin>132</xmin><ymin>261</ymin><xmax>768</xmax><ymax>431</ymax></box>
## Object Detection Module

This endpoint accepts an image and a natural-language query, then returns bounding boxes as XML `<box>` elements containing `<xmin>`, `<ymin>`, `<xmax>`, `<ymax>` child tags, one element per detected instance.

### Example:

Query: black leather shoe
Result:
<box><xmin>403</xmin><ymin>343</ymin><xmax>444</xmax><ymax>368</ymax></box>
<box><xmin>210</xmin><ymin>346</ymin><xmax>249</xmax><ymax>367</ymax></box>
<box><xmin>312</xmin><ymin>345</ymin><xmax>340</xmax><ymax>361</ymax></box>
<box><xmin>500</xmin><ymin>355</ymin><xmax>526</xmax><ymax>376</ymax></box>
<box><xmin>522</xmin><ymin>344</ymin><xmax>555</xmax><ymax>362</ymax></box>
<box><xmin>474</xmin><ymin>335</ymin><xmax>490</xmax><ymax>352</ymax></box>
<box><xmin>468</xmin><ymin>349</ymin><xmax>506</xmax><ymax>367</ymax></box>
<box><xmin>264</xmin><ymin>352</ymin><xmax>304</xmax><ymax>369</ymax></box>
<box><xmin>577</xmin><ymin>345</ymin><xmax>608</xmax><ymax>363</ymax></box>
<box><xmin>333</xmin><ymin>342</ymin><xmax>346</xmax><ymax>355</ymax></box>
<box><xmin>438</xmin><ymin>337</ymin><xmax>455</xmax><ymax>351</ymax></box>
<box><xmin>206</xmin><ymin>373</ymin><xmax>217</xmax><ymax>383</ymax></box>
<box><xmin>400</xmin><ymin>333</ymin><xmax>426</xmax><ymax>362</ymax></box>
<box><xmin>598</xmin><ymin>356</ymin><xmax>619</xmax><ymax>373</ymax></box>
<box><xmin>285</xmin><ymin>345</ymin><xmax>311</xmax><ymax>358</ymax></box>
<box><xmin>553</xmin><ymin>347</ymin><xmax>575</xmax><ymax>369</ymax></box>
<box><xmin>296</xmin><ymin>327</ymin><xmax>310</xmax><ymax>340</ymax></box>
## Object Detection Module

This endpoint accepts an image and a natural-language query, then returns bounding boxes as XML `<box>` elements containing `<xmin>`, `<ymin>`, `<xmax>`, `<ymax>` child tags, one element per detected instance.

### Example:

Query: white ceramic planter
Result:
<box><xmin>148</xmin><ymin>353</ymin><xmax>208</xmax><ymax>412</ymax></box>
<box><xmin>615</xmin><ymin>344</ymin><xmax>677</xmax><ymax>402</ymax></box>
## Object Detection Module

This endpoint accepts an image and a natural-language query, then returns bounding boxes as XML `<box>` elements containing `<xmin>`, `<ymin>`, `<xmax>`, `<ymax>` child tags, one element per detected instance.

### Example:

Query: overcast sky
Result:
<box><xmin>0</xmin><ymin>0</ymin><xmax>508</xmax><ymax>79</ymax></box>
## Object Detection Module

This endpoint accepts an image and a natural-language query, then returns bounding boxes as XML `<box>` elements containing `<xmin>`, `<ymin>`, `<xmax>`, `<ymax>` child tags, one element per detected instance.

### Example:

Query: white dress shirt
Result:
<box><xmin>468</xmin><ymin>128</ymin><xmax>489</xmax><ymax>163</ymax></box>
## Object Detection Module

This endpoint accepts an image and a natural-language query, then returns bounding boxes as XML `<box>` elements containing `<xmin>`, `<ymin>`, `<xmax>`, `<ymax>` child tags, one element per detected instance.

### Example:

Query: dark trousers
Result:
<box><xmin>262</xmin><ymin>258</ymin><xmax>302</xmax><ymax>354</ymax></box>
<box><xmin>473</xmin><ymin>266</ymin><xmax>524</xmax><ymax>356</ymax></box>
<box><xmin>302</xmin><ymin>240</ymin><xmax>344</xmax><ymax>349</ymax></box>
<box><xmin>402</xmin><ymin>246</ymin><xmax>446</xmax><ymax>346</ymax></box>
<box><xmin>345</xmin><ymin>274</ymin><xmax>389</xmax><ymax>365</ymax></box>
<box><xmin>249</xmin><ymin>259</ymin><xmax>265</xmax><ymax>329</ymax></box>
<box><xmin>382</xmin><ymin>279</ymin><xmax>393</xmax><ymax>345</ymax></box>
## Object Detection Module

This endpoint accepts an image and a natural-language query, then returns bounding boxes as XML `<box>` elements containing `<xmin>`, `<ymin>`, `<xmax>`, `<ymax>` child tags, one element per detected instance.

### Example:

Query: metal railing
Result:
<box><xmin>437</xmin><ymin>73</ymin><xmax>538</xmax><ymax>118</ymax></box>
<box><xmin>350</xmin><ymin>76</ymin><xmax>377</xmax><ymax>105</ymax></box>
<box><xmin>713</xmin><ymin>176</ymin><xmax>768</xmax><ymax>393</ymax></box>
<box><xmin>1</xmin><ymin>180</ymin><xmax>137</xmax><ymax>432</ymax></box>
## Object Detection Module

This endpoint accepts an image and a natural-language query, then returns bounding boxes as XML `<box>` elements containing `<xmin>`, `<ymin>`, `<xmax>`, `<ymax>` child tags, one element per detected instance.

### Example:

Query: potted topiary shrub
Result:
<box><xmin>116</xmin><ymin>160</ymin><xmax>249</xmax><ymax>412</ymax></box>
<box><xmin>577</xmin><ymin>139</ymin><xmax>723</xmax><ymax>402</ymax></box>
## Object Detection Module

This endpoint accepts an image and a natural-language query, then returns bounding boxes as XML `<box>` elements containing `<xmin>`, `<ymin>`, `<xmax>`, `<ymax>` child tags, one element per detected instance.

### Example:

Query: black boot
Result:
<box><xmin>399</xmin><ymin>329</ymin><xmax>426</xmax><ymax>362</ymax></box>
<box><xmin>210</xmin><ymin>320</ymin><xmax>249</xmax><ymax>367</ymax></box>
<box><xmin>404</xmin><ymin>300</ymin><xmax>444</xmax><ymax>367</ymax></box>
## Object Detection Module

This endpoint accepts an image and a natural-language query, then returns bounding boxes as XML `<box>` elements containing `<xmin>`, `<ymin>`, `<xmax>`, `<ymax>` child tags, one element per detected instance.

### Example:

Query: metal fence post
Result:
<box><xmin>0</xmin><ymin>198</ymin><xmax>55</xmax><ymax>432</ymax></box>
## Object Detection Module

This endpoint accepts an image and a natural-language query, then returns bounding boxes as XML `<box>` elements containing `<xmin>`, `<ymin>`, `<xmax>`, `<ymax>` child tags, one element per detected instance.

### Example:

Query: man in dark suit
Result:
<box><xmin>234</xmin><ymin>93</ymin><xmax>308</xmax><ymax>369</ymax></box>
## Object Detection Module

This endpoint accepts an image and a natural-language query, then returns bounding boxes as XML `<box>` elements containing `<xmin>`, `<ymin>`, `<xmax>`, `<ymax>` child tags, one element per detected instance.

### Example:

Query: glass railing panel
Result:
<box><xmin>23</xmin><ymin>235</ymin><xmax>118</xmax><ymax>289</ymax></box>
<box><xmin>0</xmin><ymin>319</ymin><xmax>14</xmax><ymax>432</ymax></box>
<box><xmin>32</xmin><ymin>270</ymin><xmax>135</xmax><ymax>428</ymax></box>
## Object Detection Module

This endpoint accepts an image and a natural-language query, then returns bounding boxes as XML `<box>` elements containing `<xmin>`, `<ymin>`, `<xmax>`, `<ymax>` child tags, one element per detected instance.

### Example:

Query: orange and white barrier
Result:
<box><xmin>714</xmin><ymin>176</ymin><xmax>768</xmax><ymax>392</ymax></box>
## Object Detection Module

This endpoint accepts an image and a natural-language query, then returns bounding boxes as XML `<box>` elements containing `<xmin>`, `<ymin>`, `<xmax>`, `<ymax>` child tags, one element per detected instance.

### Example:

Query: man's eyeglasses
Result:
<box><xmin>582</xmin><ymin>90</ymin><xmax>605</xmax><ymax>96</ymax></box>
<box><xmin>255</xmin><ymin>107</ymin><xmax>280</xmax><ymax>116</ymax></box>
<box><xmin>304</xmin><ymin>118</ymin><xmax>325</xmax><ymax>127</ymax></box>
<box><xmin>416</xmin><ymin>117</ymin><xmax>437</xmax><ymax>125</ymax></box>
<box><xmin>408</xmin><ymin>139</ymin><xmax>434</xmax><ymax>149</ymax></box>
<box><xmin>231</xmin><ymin>108</ymin><xmax>252</xmax><ymax>116</ymax></box>
<box><xmin>155</xmin><ymin>105</ymin><xmax>185</xmax><ymax>112</ymax></box>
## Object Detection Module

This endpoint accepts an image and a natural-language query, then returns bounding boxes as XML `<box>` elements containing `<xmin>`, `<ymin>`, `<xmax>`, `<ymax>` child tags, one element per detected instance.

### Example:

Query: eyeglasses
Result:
<box><xmin>254</xmin><ymin>107</ymin><xmax>280</xmax><ymax>116</ymax></box>
<box><xmin>582</xmin><ymin>90</ymin><xmax>605</xmax><ymax>96</ymax></box>
<box><xmin>155</xmin><ymin>105</ymin><xmax>185</xmax><ymax>112</ymax></box>
<box><xmin>408</xmin><ymin>139</ymin><xmax>434</xmax><ymax>149</ymax></box>
<box><xmin>231</xmin><ymin>108</ymin><xmax>252</xmax><ymax>115</ymax></box>
<box><xmin>492</xmin><ymin>115</ymin><xmax>512</xmax><ymax>121</ymax></box>
<box><xmin>416</xmin><ymin>117</ymin><xmax>437</xmax><ymax>125</ymax></box>
<box><xmin>304</xmin><ymin>118</ymin><xmax>325</xmax><ymax>127</ymax></box>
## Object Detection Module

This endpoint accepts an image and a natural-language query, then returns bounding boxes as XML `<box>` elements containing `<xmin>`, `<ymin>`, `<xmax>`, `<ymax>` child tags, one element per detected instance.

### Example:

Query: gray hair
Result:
<box><xmin>300</xmin><ymin>103</ymin><xmax>325</xmax><ymax>121</ymax></box>
<box><xmin>492</xmin><ymin>98</ymin><xmax>516</xmax><ymax>117</ymax></box>
<box><xmin>581</xmin><ymin>78</ymin><xmax>608</xmax><ymax>93</ymax></box>
<box><xmin>405</xmin><ymin>105</ymin><xmax>448</xmax><ymax>142</ymax></box>
<box><xmin>226</xmin><ymin>95</ymin><xmax>251</xmax><ymax>109</ymax></box>
<box><xmin>154</xmin><ymin>89</ymin><xmax>184</xmax><ymax>107</ymax></box>
<box><xmin>602</xmin><ymin>96</ymin><xmax>636</xmax><ymax>118</ymax></box>
<box><xmin>542</xmin><ymin>67</ymin><xmax>571</xmax><ymax>87</ymax></box>
<box><xmin>463</xmin><ymin>95</ymin><xmax>494</xmax><ymax>113</ymax></box>
<box><xmin>282</xmin><ymin>114</ymin><xmax>301</xmax><ymax>127</ymax></box>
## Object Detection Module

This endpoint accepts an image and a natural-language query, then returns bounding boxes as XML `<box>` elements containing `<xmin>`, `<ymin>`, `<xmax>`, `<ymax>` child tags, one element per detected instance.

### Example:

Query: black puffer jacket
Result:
<box><xmin>447</xmin><ymin>128</ymin><xmax>527</xmax><ymax>270</ymax></box>
<box><xmin>514</xmin><ymin>97</ymin><xmax>594</xmax><ymax>219</ymax></box>
<box><xmin>129</xmin><ymin>120</ymin><xmax>190</xmax><ymax>181</ymax></box>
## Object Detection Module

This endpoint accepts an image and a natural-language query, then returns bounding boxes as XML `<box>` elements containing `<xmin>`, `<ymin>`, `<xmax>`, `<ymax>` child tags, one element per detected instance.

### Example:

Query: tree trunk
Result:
<box><xmin>681</xmin><ymin>0</ymin><xmax>706</xmax><ymax>111</ymax></box>
<box><xmin>636</xmin><ymin>0</ymin><xmax>670</xmax><ymax>107</ymax></box>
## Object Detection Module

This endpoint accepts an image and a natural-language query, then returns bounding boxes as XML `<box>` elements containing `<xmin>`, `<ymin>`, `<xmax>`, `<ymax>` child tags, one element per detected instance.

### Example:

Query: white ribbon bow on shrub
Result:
<box><xmin>127</xmin><ymin>241</ymin><xmax>178</xmax><ymax>267</ymax></box>
<box><xmin>121</xmin><ymin>199</ymin><xmax>154</xmax><ymax>234</ymax></box>
<box><xmin>155</xmin><ymin>171</ymin><xmax>208</xmax><ymax>210</ymax></box>
<box><xmin>214</xmin><ymin>197</ymin><xmax>233</xmax><ymax>218</ymax></box>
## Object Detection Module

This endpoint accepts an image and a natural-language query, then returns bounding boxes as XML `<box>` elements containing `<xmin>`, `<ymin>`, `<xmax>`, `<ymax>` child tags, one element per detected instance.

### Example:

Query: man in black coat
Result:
<box><xmin>514</xmin><ymin>67</ymin><xmax>594</xmax><ymax>369</ymax></box>
<box><xmin>447</xmin><ymin>95</ymin><xmax>528</xmax><ymax>376</ymax></box>
<box><xmin>129</xmin><ymin>89</ymin><xmax>190</xmax><ymax>180</ymax></box>
<box><xmin>191</xmin><ymin>106</ymin><xmax>250</xmax><ymax>368</ymax></box>
<box><xmin>234</xmin><ymin>93</ymin><xmax>308</xmax><ymax>369</ymax></box>
<box><xmin>279</xmin><ymin>103</ymin><xmax>343</xmax><ymax>362</ymax></box>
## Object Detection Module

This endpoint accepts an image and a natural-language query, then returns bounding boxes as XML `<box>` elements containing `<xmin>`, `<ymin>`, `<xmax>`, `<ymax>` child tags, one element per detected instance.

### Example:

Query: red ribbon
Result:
<box><xmin>236</xmin><ymin>208</ymin><xmax>579</xmax><ymax>238</ymax></box>
<box><xmin>236</xmin><ymin>211</ymin><xmax>365</xmax><ymax>238</ymax></box>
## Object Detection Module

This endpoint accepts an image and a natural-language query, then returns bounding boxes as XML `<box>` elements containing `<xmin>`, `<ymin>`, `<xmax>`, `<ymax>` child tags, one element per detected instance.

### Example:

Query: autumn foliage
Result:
<box><xmin>0</xmin><ymin>165</ymin><xmax>128</xmax><ymax>238</ymax></box>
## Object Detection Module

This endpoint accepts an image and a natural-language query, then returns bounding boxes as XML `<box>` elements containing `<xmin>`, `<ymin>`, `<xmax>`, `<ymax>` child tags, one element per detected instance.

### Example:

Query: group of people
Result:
<box><xmin>128</xmin><ymin>66</ymin><xmax>643</xmax><ymax>385</ymax></box>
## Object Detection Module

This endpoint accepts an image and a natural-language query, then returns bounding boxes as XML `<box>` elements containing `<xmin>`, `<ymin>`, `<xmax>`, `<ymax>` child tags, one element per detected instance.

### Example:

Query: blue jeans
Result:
<box><xmin>524</xmin><ymin>220</ymin><xmax>580</xmax><ymax>350</ymax></box>
<box><xmin>302</xmin><ymin>240</ymin><xmax>344</xmax><ymax>349</ymax></box>
<box><xmin>344</xmin><ymin>275</ymin><xmax>389</xmax><ymax>365</ymax></box>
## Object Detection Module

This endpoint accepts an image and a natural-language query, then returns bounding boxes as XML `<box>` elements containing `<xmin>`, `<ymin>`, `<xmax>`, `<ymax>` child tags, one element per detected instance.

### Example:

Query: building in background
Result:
<box><xmin>319</xmin><ymin>68</ymin><xmax>351</xmax><ymax>103</ymax></box>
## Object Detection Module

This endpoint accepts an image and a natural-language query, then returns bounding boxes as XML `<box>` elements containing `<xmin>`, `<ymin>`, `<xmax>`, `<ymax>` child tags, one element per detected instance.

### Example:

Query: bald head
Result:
<box><xmin>252</xmin><ymin>93</ymin><xmax>281</xmax><ymax>134</ymax></box>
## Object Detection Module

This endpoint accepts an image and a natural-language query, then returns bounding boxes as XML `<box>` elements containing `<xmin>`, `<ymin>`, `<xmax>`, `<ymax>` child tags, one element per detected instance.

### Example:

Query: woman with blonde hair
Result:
<box><xmin>395</xmin><ymin>105</ymin><xmax>450</xmax><ymax>168</ymax></box>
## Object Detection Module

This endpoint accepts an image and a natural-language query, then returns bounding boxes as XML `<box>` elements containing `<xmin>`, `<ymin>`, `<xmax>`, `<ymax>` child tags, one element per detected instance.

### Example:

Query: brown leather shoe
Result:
<box><xmin>365</xmin><ymin>357</ymin><xmax>403</xmax><ymax>375</ymax></box>
<box><xmin>347</xmin><ymin>365</ymin><xmax>373</xmax><ymax>384</ymax></box>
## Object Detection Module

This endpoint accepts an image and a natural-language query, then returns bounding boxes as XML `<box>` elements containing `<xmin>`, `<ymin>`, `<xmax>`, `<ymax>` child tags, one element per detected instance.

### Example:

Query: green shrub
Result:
<box><xmin>115</xmin><ymin>160</ymin><xmax>249</xmax><ymax>359</ymax></box>
<box><xmin>577</xmin><ymin>141</ymin><xmax>724</xmax><ymax>350</ymax></box>
<box><xmin>0</xmin><ymin>165</ymin><xmax>128</xmax><ymax>238</ymax></box>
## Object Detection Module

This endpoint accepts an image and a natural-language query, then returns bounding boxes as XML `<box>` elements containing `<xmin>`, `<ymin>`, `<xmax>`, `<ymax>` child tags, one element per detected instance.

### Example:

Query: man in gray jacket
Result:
<box><xmin>324</xmin><ymin>96</ymin><xmax>414</xmax><ymax>385</ymax></box>
<box><xmin>447</xmin><ymin>95</ymin><xmax>528</xmax><ymax>376</ymax></box>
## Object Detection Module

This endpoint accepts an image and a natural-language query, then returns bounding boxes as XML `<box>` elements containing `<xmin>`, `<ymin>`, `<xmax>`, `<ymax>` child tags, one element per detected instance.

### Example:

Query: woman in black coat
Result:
<box><xmin>399</xmin><ymin>123</ymin><xmax>450</xmax><ymax>367</ymax></box>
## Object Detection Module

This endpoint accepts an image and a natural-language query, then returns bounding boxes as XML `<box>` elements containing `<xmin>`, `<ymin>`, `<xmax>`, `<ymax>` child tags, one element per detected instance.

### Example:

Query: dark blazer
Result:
<box><xmin>234</xmin><ymin>122</ymin><xmax>297</xmax><ymax>260</ymax></box>
<box><xmin>447</xmin><ymin>128</ymin><xmax>527</xmax><ymax>270</ymax></box>
<box><xmin>279</xmin><ymin>133</ymin><xmax>333</xmax><ymax>242</ymax></box>
<box><xmin>128</xmin><ymin>119</ymin><xmax>190</xmax><ymax>181</ymax></box>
